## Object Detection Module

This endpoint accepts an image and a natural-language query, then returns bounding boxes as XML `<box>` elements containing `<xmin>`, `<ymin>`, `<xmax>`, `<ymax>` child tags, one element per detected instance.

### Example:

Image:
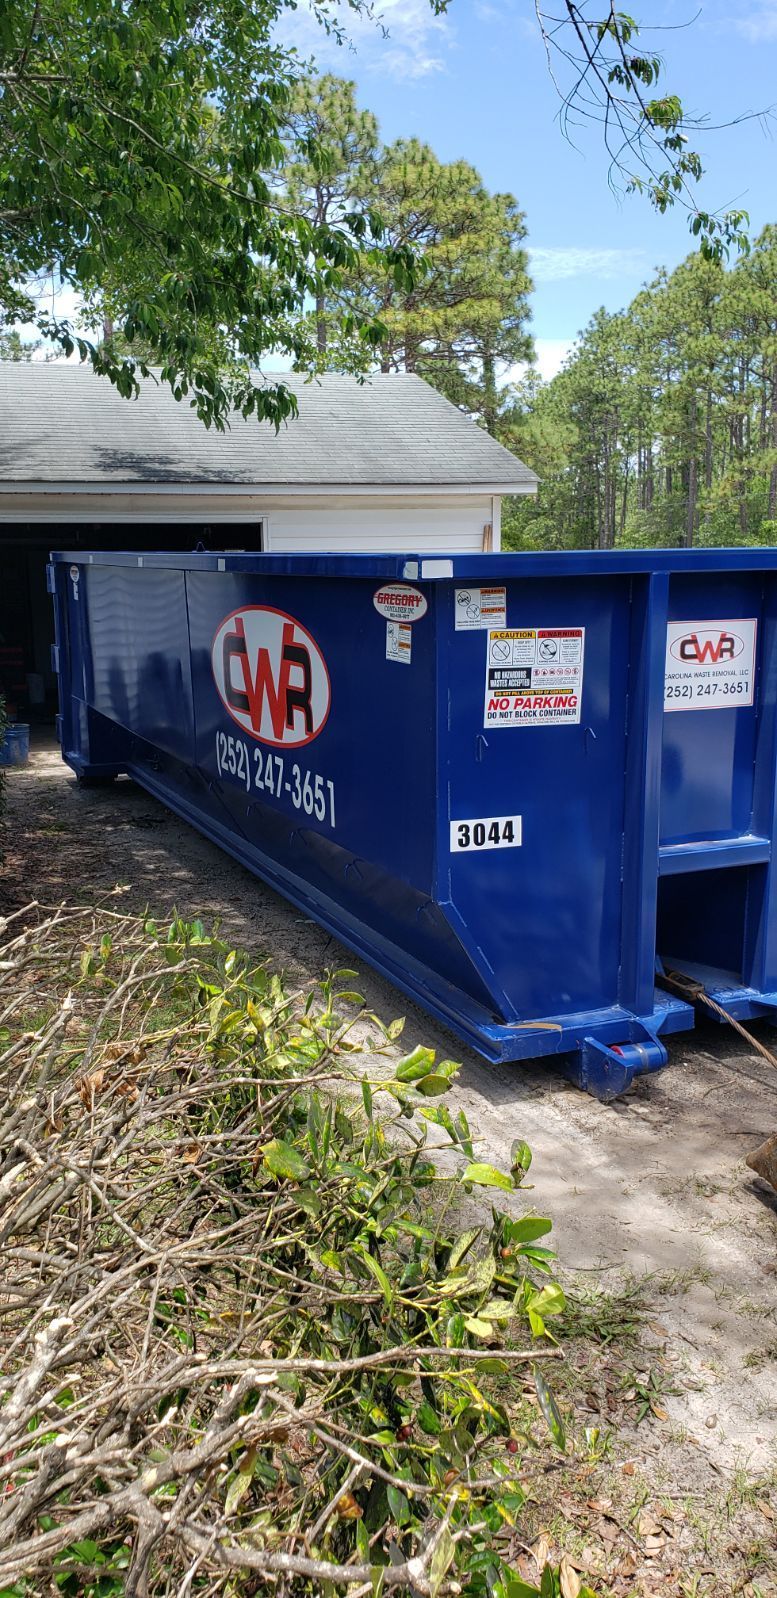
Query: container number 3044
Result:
<box><xmin>450</xmin><ymin>815</ymin><xmax>522</xmax><ymax>851</ymax></box>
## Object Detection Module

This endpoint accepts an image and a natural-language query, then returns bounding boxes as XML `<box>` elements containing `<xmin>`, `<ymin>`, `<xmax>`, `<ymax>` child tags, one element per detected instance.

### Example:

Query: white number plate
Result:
<box><xmin>450</xmin><ymin>815</ymin><xmax>522</xmax><ymax>852</ymax></box>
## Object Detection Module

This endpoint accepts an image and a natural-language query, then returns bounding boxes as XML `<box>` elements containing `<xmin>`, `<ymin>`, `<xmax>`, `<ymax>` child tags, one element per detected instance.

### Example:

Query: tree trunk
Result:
<box><xmin>704</xmin><ymin>388</ymin><xmax>713</xmax><ymax>492</ymax></box>
<box><xmin>685</xmin><ymin>395</ymin><xmax>697</xmax><ymax>547</ymax></box>
<box><xmin>685</xmin><ymin>455</ymin><xmax>697</xmax><ymax>547</ymax></box>
<box><xmin>770</xmin><ymin>361</ymin><xmax>777</xmax><ymax>521</ymax></box>
<box><xmin>482</xmin><ymin>349</ymin><xmax>497</xmax><ymax>437</ymax></box>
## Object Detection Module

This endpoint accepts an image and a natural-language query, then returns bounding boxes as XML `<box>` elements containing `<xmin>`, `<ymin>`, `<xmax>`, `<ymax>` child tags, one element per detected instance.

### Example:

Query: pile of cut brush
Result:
<box><xmin>0</xmin><ymin>899</ymin><xmax>588</xmax><ymax>1598</ymax></box>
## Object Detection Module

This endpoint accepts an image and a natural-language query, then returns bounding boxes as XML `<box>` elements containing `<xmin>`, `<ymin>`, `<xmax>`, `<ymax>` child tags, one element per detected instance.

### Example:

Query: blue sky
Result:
<box><xmin>285</xmin><ymin>0</ymin><xmax>777</xmax><ymax>376</ymax></box>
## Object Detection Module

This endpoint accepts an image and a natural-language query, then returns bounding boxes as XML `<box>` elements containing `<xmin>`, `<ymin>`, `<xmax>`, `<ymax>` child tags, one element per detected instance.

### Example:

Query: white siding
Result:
<box><xmin>0</xmin><ymin>490</ymin><xmax>501</xmax><ymax>552</ymax></box>
<box><xmin>265</xmin><ymin>499</ymin><xmax>494</xmax><ymax>553</ymax></box>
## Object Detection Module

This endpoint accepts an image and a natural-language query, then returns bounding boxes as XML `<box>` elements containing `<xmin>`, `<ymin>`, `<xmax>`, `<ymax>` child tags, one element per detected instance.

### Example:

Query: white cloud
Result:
<box><xmin>506</xmin><ymin>338</ymin><xmax>574</xmax><ymax>386</ymax></box>
<box><xmin>732</xmin><ymin>1</ymin><xmax>777</xmax><ymax>39</ymax></box>
<box><xmin>279</xmin><ymin>0</ymin><xmax>453</xmax><ymax>81</ymax></box>
<box><xmin>9</xmin><ymin>276</ymin><xmax>91</xmax><ymax>359</ymax></box>
<box><xmin>529</xmin><ymin>246</ymin><xmax>645</xmax><ymax>282</ymax></box>
<box><xmin>533</xmin><ymin>338</ymin><xmax>575</xmax><ymax>379</ymax></box>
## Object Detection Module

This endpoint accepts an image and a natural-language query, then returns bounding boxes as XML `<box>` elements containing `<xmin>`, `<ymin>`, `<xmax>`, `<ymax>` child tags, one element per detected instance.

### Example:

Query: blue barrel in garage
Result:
<box><xmin>48</xmin><ymin>548</ymin><xmax>777</xmax><ymax>1098</ymax></box>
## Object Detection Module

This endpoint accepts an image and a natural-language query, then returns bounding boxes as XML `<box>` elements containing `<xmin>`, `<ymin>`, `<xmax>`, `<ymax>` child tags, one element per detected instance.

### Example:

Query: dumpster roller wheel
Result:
<box><xmin>565</xmin><ymin>1030</ymin><xmax>668</xmax><ymax>1102</ymax></box>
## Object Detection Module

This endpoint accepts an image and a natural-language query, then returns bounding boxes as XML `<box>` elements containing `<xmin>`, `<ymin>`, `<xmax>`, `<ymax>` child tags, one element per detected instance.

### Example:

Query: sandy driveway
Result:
<box><xmin>2</xmin><ymin>738</ymin><xmax>775</xmax><ymax>1490</ymax></box>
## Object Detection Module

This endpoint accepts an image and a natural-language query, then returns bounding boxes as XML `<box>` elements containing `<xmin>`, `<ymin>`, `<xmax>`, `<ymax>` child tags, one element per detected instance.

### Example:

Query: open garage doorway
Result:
<box><xmin>0</xmin><ymin>520</ymin><xmax>263</xmax><ymax>725</ymax></box>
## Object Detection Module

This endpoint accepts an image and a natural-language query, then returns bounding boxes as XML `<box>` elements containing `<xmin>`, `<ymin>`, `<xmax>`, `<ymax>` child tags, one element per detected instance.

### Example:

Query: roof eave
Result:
<box><xmin>0</xmin><ymin>479</ymin><xmax>538</xmax><ymax>497</ymax></box>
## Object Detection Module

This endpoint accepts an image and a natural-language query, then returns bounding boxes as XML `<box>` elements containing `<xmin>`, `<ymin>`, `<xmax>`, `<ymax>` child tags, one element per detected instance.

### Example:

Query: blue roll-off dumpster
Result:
<box><xmin>49</xmin><ymin>548</ymin><xmax>777</xmax><ymax>1098</ymax></box>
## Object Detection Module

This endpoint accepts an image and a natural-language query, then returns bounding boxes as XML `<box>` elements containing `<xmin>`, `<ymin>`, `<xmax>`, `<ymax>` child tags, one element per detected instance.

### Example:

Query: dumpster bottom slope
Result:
<box><xmin>124</xmin><ymin>761</ymin><xmax>695</xmax><ymax>1098</ymax></box>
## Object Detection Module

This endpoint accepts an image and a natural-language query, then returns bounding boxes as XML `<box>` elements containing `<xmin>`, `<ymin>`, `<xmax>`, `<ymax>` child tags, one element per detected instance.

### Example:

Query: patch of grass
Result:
<box><xmin>558</xmin><ymin>1276</ymin><xmax>647</xmax><ymax>1347</ymax></box>
<box><xmin>743</xmin><ymin>1342</ymin><xmax>777</xmax><ymax>1371</ymax></box>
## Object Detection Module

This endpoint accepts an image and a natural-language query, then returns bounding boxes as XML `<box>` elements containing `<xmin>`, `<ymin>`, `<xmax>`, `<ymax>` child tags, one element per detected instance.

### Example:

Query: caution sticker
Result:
<box><xmin>664</xmin><ymin>619</ymin><xmax>756</xmax><ymax>711</ymax></box>
<box><xmin>484</xmin><ymin>627</ymin><xmax>584</xmax><ymax>728</ymax></box>
<box><xmin>386</xmin><ymin>620</ymin><xmax>412</xmax><ymax>665</ymax></box>
<box><xmin>455</xmin><ymin>586</ymin><xmax>506</xmax><ymax>630</ymax></box>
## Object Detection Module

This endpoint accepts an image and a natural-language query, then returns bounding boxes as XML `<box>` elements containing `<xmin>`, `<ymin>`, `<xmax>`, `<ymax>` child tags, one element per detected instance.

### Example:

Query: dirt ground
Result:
<box><xmin>2</xmin><ymin>737</ymin><xmax>776</xmax><ymax>1594</ymax></box>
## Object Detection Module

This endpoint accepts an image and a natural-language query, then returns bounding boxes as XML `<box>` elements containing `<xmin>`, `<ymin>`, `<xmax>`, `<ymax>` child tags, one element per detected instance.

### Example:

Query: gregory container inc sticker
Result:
<box><xmin>484</xmin><ymin>627</ymin><xmax>584</xmax><ymax>728</ymax></box>
<box><xmin>455</xmin><ymin>586</ymin><xmax>506</xmax><ymax>631</ymax></box>
<box><xmin>212</xmin><ymin>605</ymin><xmax>330</xmax><ymax>747</ymax></box>
<box><xmin>664</xmin><ymin>619</ymin><xmax>756</xmax><ymax>711</ymax></box>
<box><xmin>373</xmin><ymin>583</ymin><xmax>427</xmax><ymax>623</ymax></box>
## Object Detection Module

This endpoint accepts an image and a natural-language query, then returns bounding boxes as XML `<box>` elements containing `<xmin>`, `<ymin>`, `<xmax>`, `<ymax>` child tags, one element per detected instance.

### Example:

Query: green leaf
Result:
<box><xmin>386</xmin><ymin>1485</ymin><xmax>412</xmax><ymax>1526</ymax></box>
<box><xmin>533</xmin><ymin>1364</ymin><xmax>566</xmax><ymax>1450</ymax></box>
<box><xmin>415</xmin><ymin>1074</ymin><xmax>450</xmax><ymax>1096</ymax></box>
<box><xmin>357</xmin><ymin>1249</ymin><xmax>393</xmax><ymax>1302</ymax></box>
<box><xmin>464</xmin><ymin>1314</ymin><xmax>494</xmax><ymax>1337</ymax></box>
<box><xmin>504</xmin><ymin>1216</ymin><xmax>553</xmax><ymax>1245</ymax></box>
<box><xmin>528</xmin><ymin>1283</ymin><xmax>566</xmax><ymax>1318</ymax></box>
<box><xmin>454</xmin><ymin>1109</ymin><xmax>474</xmax><ymax>1158</ymax></box>
<box><xmin>466</xmin><ymin>1253</ymin><xmax>497</xmax><ymax>1294</ymax></box>
<box><xmin>481</xmin><ymin>1297</ymin><xmax>514</xmax><ymax>1322</ymax></box>
<box><xmin>225</xmin><ymin>1462</ymin><xmax>254</xmax><ymax>1516</ymax></box>
<box><xmin>428</xmin><ymin>1525</ymin><xmax>455</xmax><ymax>1598</ymax></box>
<box><xmin>504</xmin><ymin>1581</ymin><xmax>542</xmax><ymax>1598</ymax></box>
<box><xmin>462</xmin><ymin>1162</ymin><xmax>514</xmax><ymax>1192</ymax></box>
<box><xmin>395</xmin><ymin>1045</ymin><xmax>436</xmax><ymax>1082</ymax></box>
<box><xmin>261</xmin><ymin>1139</ymin><xmax>310</xmax><ymax>1182</ymax></box>
<box><xmin>361</xmin><ymin>1080</ymin><xmax>373</xmax><ymax>1119</ymax></box>
<box><xmin>417</xmin><ymin>1399</ymin><xmax>442</xmax><ymax>1435</ymax></box>
<box><xmin>448</xmin><ymin>1227</ymin><xmax>481</xmax><ymax>1270</ymax></box>
<box><xmin>510</xmin><ymin>1139</ymin><xmax>533</xmax><ymax>1174</ymax></box>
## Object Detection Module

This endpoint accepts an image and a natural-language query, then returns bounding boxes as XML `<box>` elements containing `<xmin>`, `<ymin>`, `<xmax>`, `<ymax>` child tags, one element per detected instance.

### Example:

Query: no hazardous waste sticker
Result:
<box><xmin>484</xmin><ymin>627</ymin><xmax>584</xmax><ymax>727</ymax></box>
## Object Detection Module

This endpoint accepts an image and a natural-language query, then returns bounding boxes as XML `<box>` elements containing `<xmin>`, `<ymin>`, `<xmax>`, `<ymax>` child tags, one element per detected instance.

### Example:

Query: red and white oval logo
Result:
<box><xmin>212</xmin><ymin>606</ymin><xmax>330</xmax><ymax>747</ymax></box>
<box><xmin>373</xmin><ymin>583</ymin><xmax>427</xmax><ymax>623</ymax></box>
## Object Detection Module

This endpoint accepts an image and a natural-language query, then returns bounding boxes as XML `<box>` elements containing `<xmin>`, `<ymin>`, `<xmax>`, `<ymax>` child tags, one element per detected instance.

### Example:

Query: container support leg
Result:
<box><xmin>565</xmin><ymin>1028</ymin><xmax>668</xmax><ymax>1102</ymax></box>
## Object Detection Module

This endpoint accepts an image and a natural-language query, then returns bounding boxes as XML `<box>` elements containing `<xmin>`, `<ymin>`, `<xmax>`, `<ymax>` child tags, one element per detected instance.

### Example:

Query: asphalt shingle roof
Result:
<box><xmin>0</xmin><ymin>365</ymin><xmax>537</xmax><ymax>491</ymax></box>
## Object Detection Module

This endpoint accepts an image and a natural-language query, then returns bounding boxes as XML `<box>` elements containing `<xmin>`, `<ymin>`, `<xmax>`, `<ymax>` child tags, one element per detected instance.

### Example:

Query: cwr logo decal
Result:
<box><xmin>670</xmin><ymin>628</ymin><xmax>744</xmax><ymax>665</ymax></box>
<box><xmin>212</xmin><ymin>605</ymin><xmax>330</xmax><ymax>747</ymax></box>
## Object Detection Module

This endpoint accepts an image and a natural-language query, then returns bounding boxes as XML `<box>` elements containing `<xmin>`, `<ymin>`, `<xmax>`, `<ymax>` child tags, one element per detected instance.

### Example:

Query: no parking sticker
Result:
<box><xmin>484</xmin><ymin>627</ymin><xmax>585</xmax><ymax>728</ymax></box>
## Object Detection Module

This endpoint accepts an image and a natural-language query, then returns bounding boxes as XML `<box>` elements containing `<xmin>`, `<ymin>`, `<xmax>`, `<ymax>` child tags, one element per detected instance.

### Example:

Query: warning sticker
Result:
<box><xmin>386</xmin><ymin>620</ymin><xmax>412</xmax><ymax>665</ymax></box>
<box><xmin>484</xmin><ymin>627</ymin><xmax>584</xmax><ymax>728</ymax></box>
<box><xmin>664</xmin><ymin>618</ymin><xmax>757</xmax><ymax>711</ymax></box>
<box><xmin>455</xmin><ymin>586</ymin><xmax>507</xmax><ymax>631</ymax></box>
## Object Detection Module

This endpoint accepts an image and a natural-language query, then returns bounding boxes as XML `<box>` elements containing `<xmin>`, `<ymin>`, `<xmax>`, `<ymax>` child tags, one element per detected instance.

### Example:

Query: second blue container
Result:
<box><xmin>0</xmin><ymin>723</ymin><xmax>30</xmax><ymax>767</ymax></box>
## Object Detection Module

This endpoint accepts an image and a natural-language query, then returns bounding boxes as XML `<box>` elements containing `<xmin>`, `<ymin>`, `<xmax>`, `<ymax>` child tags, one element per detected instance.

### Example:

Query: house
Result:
<box><xmin>0</xmin><ymin>364</ymin><xmax>537</xmax><ymax>718</ymax></box>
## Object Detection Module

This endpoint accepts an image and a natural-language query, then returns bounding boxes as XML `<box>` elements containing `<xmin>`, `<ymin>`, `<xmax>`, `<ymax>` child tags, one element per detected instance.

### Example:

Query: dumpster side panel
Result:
<box><xmin>180</xmin><ymin>570</ymin><xmax>506</xmax><ymax>1013</ymax></box>
<box><xmin>186</xmin><ymin>570</ymin><xmax>435</xmax><ymax>888</ymax></box>
<box><xmin>441</xmin><ymin>574</ymin><xmax>632</xmax><ymax>1019</ymax></box>
<box><xmin>655</xmin><ymin>568</ymin><xmax>777</xmax><ymax>1019</ymax></box>
<box><xmin>660</xmin><ymin>572</ymin><xmax>765</xmax><ymax>844</ymax></box>
<box><xmin>84</xmin><ymin>566</ymin><xmax>195</xmax><ymax>761</ymax></box>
